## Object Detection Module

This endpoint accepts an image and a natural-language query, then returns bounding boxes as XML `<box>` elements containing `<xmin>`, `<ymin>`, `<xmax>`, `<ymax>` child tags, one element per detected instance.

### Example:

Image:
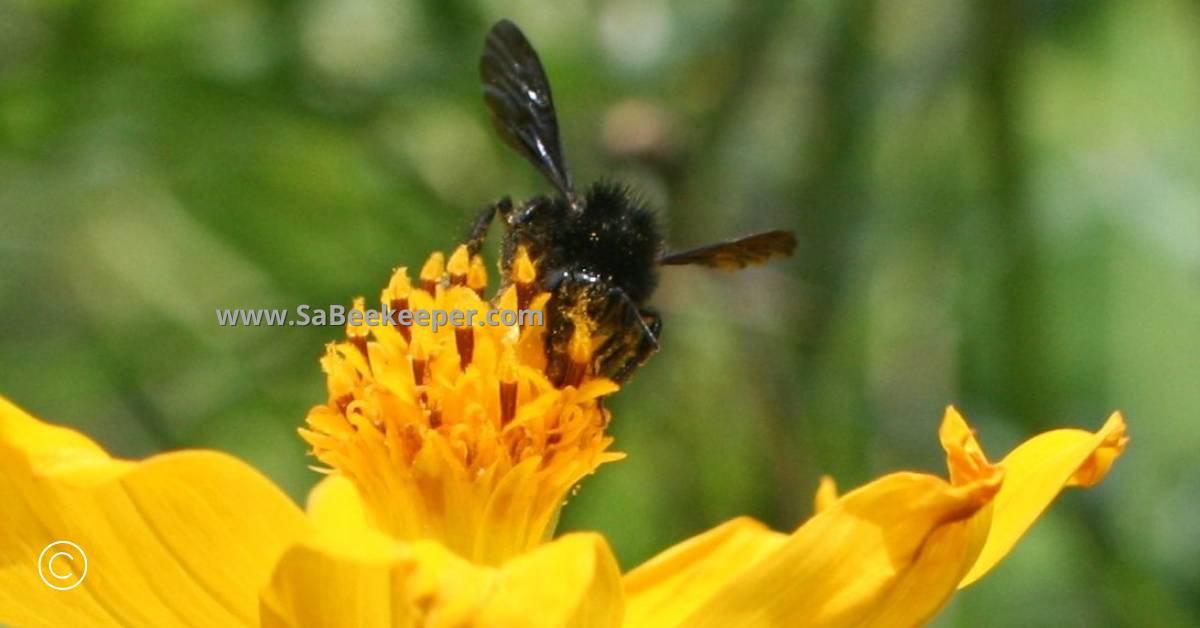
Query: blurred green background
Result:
<box><xmin>1</xmin><ymin>0</ymin><xmax>1196</xmax><ymax>625</ymax></box>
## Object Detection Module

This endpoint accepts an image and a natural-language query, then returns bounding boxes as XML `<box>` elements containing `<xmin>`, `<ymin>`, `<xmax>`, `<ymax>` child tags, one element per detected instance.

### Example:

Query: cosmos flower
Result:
<box><xmin>0</xmin><ymin>246</ymin><xmax>1127</xmax><ymax>627</ymax></box>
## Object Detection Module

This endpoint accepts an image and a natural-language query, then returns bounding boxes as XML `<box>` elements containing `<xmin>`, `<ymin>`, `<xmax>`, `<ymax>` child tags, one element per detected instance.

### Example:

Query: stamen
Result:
<box><xmin>512</xmin><ymin>246</ymin><xmax>537</xmax><ymax>312</ymax></box>
<box><xmin>544</xmin><ymin>432</ymin><xmax>561</xmax><ymax>465</ymax></box>
<box><xmin>507</xmin><ymin>425</ymin><xmax>532</xmax><ymax>461</ymax></box>
<box><xmin>456</xmin><ymin>327</ymin><xmax>475</xmax><ymax>367</ymax></box>
<box><xmin>347</xmin><ymin>298</ymin><xmax>370</xmax><ymax>359</ymax></box>
<box><xmin>448</xmin><ymin>245</ymin><xmax>470</xmax><ymax>288</ymax></box>
<box><xmin>420</xmin><ymin>252</ymin><xmax>445</xmax><ymax>295</ymax></box>
<box><xmin>468</xmin><ymin>254</ymin><xmax>488</xmax><ymax>297</ymax></box>
<box><xmin>411</xmin><ymin>336</ymin><xmax>430</xmax><ymax>388</ymax></box>
<box><xmin>400</xmin><ymin>422</ymin><xmax>422</xmax><ymax>463</ymax></box>
<box><xmin>445</xmin><ymin>285</ymin><xmax>476</xmax><ymax>369</ymax></box>
<box><xmin>384</xmin><ymin>270</ymin><xmax>413</xmax><ymax>342</ymax></box>
<box><xmin>391</xmin><ymin>297</ymin><xmax>411</xmax><ymax>342</ymax></box>
<box><xmin>499</xmin><ymin>350</ymin><xmax>518</xmax><ymax>426</ymax></box>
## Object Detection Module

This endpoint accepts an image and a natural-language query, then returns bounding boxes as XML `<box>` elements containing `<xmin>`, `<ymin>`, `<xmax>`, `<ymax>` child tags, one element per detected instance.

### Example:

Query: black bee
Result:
<box><xmin>467</xmin><ymin>19</ymin><xmax>796</xmax><ymax>386</ymax></box>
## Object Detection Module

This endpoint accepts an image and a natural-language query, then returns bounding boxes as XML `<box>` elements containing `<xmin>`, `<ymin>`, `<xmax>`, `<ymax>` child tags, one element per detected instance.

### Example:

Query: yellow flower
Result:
<box><xmin>0</xmin><ymin>389</ymin><xmax>622</xmax><ymax>627</ymax></box>
<box><xmin>621</xmin><ymin>407</ymin><xmax>1127</xmax><ymax>627</ymax></box>
<box><xmin>0</xmin><ymin>246</ymin><xmax>1128</xmax><ymax>628</ymax></box>
<box><xmin>300</xmin><ymin>245</ymin><xmax>623</xmax><ymax>566</ymax></box>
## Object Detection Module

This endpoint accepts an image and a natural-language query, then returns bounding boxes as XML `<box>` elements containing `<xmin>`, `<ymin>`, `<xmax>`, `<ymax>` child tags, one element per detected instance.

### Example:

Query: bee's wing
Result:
<box><xmin>480</xmin><ymin>20</ymin><xmax>576</xmax><ymax>201</ymax></box>
<box><xmin>659</xmin><ymin>230</ymin><xmax>796</xmax><ymax>271</ymax></box>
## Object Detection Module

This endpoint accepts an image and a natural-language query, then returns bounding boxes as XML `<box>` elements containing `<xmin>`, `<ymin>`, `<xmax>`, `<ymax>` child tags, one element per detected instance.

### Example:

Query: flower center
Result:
<box><xmin>301</xmin><ymin>245</ymin><xmax>623</xmax><ymax>565</ymax></box>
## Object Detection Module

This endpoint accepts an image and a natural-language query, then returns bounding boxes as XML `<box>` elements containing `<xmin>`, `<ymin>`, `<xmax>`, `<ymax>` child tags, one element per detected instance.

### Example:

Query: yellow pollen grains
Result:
<box><xmin>301</xmin><ymin>245</ymin><xmax>623</xmax><ymax>565</ymax></box>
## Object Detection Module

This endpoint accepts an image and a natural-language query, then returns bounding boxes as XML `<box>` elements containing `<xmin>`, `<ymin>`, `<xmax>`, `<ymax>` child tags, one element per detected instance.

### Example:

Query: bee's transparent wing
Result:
<box><xmin>659</xmin><ymin>230</ymin><xmax>797</xmax><ymax>271</ymax></box>
<box><xmin>480</xmin><ymin>20</ymin><xmax>576</xmax><ymax>201</ymax></box>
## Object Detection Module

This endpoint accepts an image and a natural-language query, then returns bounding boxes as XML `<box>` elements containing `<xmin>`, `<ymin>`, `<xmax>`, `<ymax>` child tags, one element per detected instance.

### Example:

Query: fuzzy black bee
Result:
<box><xmin>467</xmin><ymin>19</ymin><xmax>796</xmax><ymax>385</ymax></box>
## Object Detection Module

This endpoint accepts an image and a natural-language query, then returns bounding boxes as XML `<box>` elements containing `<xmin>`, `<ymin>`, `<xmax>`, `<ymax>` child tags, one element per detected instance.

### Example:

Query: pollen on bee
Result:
<box><xmin>563</xmin><ymin>320</ymin><xmax>593</xmax><ymax>389</ymax></box>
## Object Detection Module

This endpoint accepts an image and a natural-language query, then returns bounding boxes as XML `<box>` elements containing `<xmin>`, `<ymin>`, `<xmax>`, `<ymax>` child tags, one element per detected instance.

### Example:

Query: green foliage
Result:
<box><xmin>2</xmin><ymin>1</ymin><xmax>1197</xmax><ymax>625</ymax></box>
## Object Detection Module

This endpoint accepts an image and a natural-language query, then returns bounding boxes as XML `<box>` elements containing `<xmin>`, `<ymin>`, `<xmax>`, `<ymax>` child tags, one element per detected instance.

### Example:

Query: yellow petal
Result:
<box><xmin>814</xmin><ymin>476</ymin><xmax>839</xmax><ymax>514</ymax></box>
<box><xmin>958</xmin><ymin>411</ymin><xmax>1128</xmax><ymax>587</ymax></box>
<box><xmin>623</xmin><ymin>517</ymin><xmax>787</xmax><ymax>627</ymax></box>
<box><xmin>261</xmin><ymin>531</ymin><xmax>624</xmax><ymax>628</ymax></box>
<box><xmin>260</xmin><ymin>531</ymin><xmax>455</xmax><ymax>628</ymax></box>
<box><xmin>0</xmin><ymin>396</ymin><xmax>311</xmax><ymax>628</ymax></box>
<box><xmin>670</xmin><ymin>471</ymin><xmax>1001</xmax><ymax>628</ymax></box>
<box><xmin>478</xmin><ymin>532</ymin><xmax>624</xmax><ymax>628</ymax></box>
<box><xmin>306</xmin><ymin>474</ymin><xmax>370</xmax><ymax>533</ymax></box>
<box><xmin>939</xmin><ymin>406</ymin><xmax>996</xmax><ymax>487</ymax></box>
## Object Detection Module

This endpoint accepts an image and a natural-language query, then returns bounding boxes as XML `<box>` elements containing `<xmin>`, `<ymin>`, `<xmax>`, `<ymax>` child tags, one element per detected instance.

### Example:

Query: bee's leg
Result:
<box><xmin>464</xmin><ymin>197</ymin><xmax>511</xmax><ymax>256</ymax></box>
<box><xmin>607</xmin><ymin>307</ymin><xmax>660</xmax><ymax>382</ymax></box>
<box><xmin>643</xmin><ymin>309</ymin><xmax>662</xmax><ymax>365</ymax></box>
<box><xmin>596</xmin><ymin>293</ymin><xmax>661</xmax><ymax>383</ymax></box>
<box><xmin>502</xmin><ymin>195</ymin><xmax>549</xmax><ymax>227</ymax></box>
<box><xmin>641</xmin><ymin>309</ymin><xmax>662</xmax><ymax>339</ymax></box>
<box><xmin>547</xmin><ymin>281</ymin><xmax>660</xmax><ymax>387</ymax></box>
<box><xmin>543</xmin><ymin>288</ymin><xmax>581</xmax><ymax>387</ymax></box>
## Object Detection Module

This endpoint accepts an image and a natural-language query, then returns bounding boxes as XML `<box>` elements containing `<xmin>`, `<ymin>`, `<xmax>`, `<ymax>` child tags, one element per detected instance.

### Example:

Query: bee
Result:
<box><xmin>467</xmin><ymin>19</ymin><xmax>796</xmax><ymax>386</ymax></box>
